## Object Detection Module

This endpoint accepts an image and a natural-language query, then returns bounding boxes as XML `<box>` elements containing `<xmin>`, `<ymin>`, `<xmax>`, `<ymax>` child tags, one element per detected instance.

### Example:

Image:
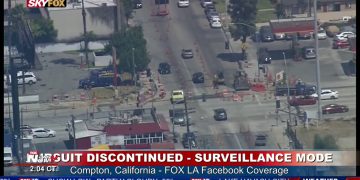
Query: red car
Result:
<box><xmin>288</xmin><ymin>97</ymin><xmax>317</xmax><ymax>106</ymax></box>
<box><xmin>322</xmin><ymin>104</ymin><xmax>349</xmax><ymax>114</ymax></box>
<box><xmin>332</xmin><ymin>40</ymin><xmax>350</xmax><ymax>49</ymax></box>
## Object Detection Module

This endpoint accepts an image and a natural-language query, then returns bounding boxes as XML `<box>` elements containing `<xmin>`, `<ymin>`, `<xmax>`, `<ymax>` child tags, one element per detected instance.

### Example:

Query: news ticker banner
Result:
<box><xmin>3</xmin><ymin>177</ymin><xmax>360</xmax><ymax>180</ymax></box>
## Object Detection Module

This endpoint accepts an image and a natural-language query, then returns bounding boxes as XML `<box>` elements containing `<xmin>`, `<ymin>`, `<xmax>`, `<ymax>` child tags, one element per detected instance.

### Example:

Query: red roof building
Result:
<box><xmin>270</xmin><ymin>18</ymin><xmax>315</xmax><ymax>34</ymax></box>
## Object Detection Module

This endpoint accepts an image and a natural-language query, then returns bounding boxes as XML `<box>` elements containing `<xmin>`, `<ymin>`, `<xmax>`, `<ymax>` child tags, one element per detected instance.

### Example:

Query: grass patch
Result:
<box><xmin>213</xmin><ymin>0</ymin><xmax>226</xmax><ymax>14</ymax></box>
<box><xmin>256</xmin><ymin>10</ymin><xmax>276</xmax><ymax>23</ymax></box>
<box><xmin>257</xmin><ymin>0</ymin><xmax>274</xmax><ymax>10</ymax></box>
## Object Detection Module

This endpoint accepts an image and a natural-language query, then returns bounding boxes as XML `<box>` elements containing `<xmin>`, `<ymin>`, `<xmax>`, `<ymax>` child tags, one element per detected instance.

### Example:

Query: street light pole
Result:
<box><xmin>314</xmin><ymin>0</ymin><xmax>322</xmax><ymax>125</ymax></box>
<box><xmin>71</xmin><ymin>115</ymin><xmax>77</xmax><ymax>149</ymax></box>
<box><xmin>184</xmin><ymin>96</ymin><xmax>191</xmax><ymax>150</ymax></box>
<box><xmin>81</xmin><ymin>0</ymin><xmax>89</xmax><ymax>68</ymax></box>
<box><xmin>282</xmin><ymin>52</ymin><xmax>292</xmax><ymax>129</ymax></box>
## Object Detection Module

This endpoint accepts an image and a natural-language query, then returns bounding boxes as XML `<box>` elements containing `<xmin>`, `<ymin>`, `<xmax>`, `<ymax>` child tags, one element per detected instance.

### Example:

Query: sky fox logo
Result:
<box><xmin>26</xmin><ymin>0</ymin><xmax>67</xmax><ymax>8</ymax></box>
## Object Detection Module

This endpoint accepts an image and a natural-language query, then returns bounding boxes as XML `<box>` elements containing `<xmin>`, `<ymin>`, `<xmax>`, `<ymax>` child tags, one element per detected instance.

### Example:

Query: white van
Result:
<box><xmin>4</xmin><ymin>147</ymin><xmax>13</xmax><ymax>166</ymax></box>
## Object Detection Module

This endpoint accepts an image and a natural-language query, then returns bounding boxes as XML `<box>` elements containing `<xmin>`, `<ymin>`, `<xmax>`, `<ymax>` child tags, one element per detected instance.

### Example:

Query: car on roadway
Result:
<box><xmin>192</xmin><ymin>72</ymin><xmax>204</xmax><ymax>84</ymax></box>
<box><xmin>182</xmin><ymin>132</ymin><xmax>197</xmax><ymax>149</ymax></box>
<box><xmin>158</xmin><ymin>62</ymin><xmax>171</xmax><ymax>74</ymax></box>
<box><xmin>302</xmin><ymin>46</ymin><xmax>316</xmax><ymax>59</ymax></box>
<box><xmin>274</xmin><ymin>33</ymin><xmax>286</xmax><ymax>40</ymax></box>
<box><xmin>200</xmin><ymin>0</ymin><xmax>213</xmax><ymax>8</ymax></box>
<box><xmin>288</xmin><ymin>97</ymin><xmax>317</xmax><ymax>106</ymax></box>
<box><xmin>311</xmin><ymin>89</ymin><xmax>339</xmax><ymax>100</ymax></box>
<box><xmin>210</xmin><ymin>19</ymin><xmax>222</xmax><ymax>28</ymax></box>
<box><xmin>32</xmin><ymin>128</ymin><xmax>56</xmax><ymax>138</ymax></box>
<box><xmin>332</xmin><ymin>40</ymin><xmax>350</xmax><ymax>49</ymax></box>
<box><xmin>204</xmin><ymin>4</ymin><xmax>216</xmax><ymax>14</ymax></box>
<box><xmin>5</xmin><ymin>71</ymin><xmax>37</xmax><ymax>85</ymax></box>
<box><xmin>170</xmin><ymin>109</ymin><xmax>186</xmax><ymax>126</ymax></box>
<box><xmin>258</xmin><ymin>48</ymin><xmax>271</xmax><ymax>64</ymax></box>
<box><xmin>254</xmin><ymin>134</ymin><xmax>267</xmax><ymax>146</ymax></box>
<box><xmin>322</xmin><ymin>104</ymin><xmax>349</xmax><ymax>114</ymax></box>
<box><xmin>213</xmin><ymin>108</ymin><xmax>227</xmax><ymax>121</ymax></box>
<box><xmin>171</xmin><ymin>90</ymin><xmax>185</xmax><ymax>104</ymax></box>
<box><xmin>260</xmin><ymin>26</ymin><xmax>274</xmax><ymax>42</ymax></box>
<box><xmin>335</xmin><ymin>31</ymin><xmax>356</xmax><ymax>40</ymax></box>
<box><xmin>177</xmin><ymin>0</ymin><xmax>189</xmax><ymax>7</ymax></box>
<box><xmin>207</xmin><ymin>11</ymin><xmax>220</xmax><ymax>21</ymax></box>
<box><xmin>133</xmin><ymin>0</ymin><xmax>142</xmax><ymax>9</ymax></box>
<box><xmin>317</xmin><ymin>27</ymin><xmax>327</xmax><ymax>40</ymax></box>
<box><xmin>181</xmin><ymin>49</ymin><xmax>194</xmax><ymax>59</ymax></box>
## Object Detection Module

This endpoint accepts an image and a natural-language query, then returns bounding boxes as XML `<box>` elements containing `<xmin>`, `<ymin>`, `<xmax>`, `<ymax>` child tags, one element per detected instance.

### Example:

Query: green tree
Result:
<box><xmin>313</xmin><ymin>134</ymin><xmax>338</xmax><ymax>150</ymax></box>
<box><xmin>228</xmin><ymin>0</ymin><xmax>258</xmax><ymax>55</ymax></box>
<box><xmin>107</xmin><ymin>26</ymin><xmax>150</xmax><ymax>74</ymax></box>
<box><xmin>30</xmin><ymin>18</ymin><xmax>58</xmax><ymax>43</ymax></box>
<box><xmin>123</xmin><ymin>0</ymin><xmax>134</xmax><ymax>26</ymax></box>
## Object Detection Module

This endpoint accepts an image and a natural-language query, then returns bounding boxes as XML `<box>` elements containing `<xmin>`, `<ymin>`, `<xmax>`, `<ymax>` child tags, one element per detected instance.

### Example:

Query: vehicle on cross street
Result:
<box><xmin>201</xmin><ymin>0</ymin><xmax>213</xmax><ymax>8</ymax></box>
<box><xmin>181</xmin><ymin>49</ymin><xmax>194</xmax><ymax>59</ymax></box>
<box><xmin>158</xmin><ymin>62</ymin><xmax>171</xmax><ymax>74</ymax></box>
<box><xmin>171</xmin><ymin>90</ymin><xmax>185</xmax><ymax>104</ymax></box>
<box><xmin>5</xmin><ymin>71</ymin><xmax>37</xmax><ymax>85</ymax></box>
<box><xmin>192</xmin><ymin>72</ymin><xmax>205</xmax><ymax>84</ymax></box>
<box><xmin>214</xmin><ymin>108</ymin><xmax>227</xmax><ymax>121</ymax></box>
<box><xmin>332</xmin><ymin>40</ymin><xmax>350</xmax><ymax>49</ymax></box>
<box><xmin>288</xmin><ymin>97</ymin><xmax>317</xmax><ymax>106</ymax></box>
<box><xmin>302</xmin><ymin>46</ymin><xmax>316</xmax><ymax>59</ymax></box>
<box><xmin>178</xmin><ymin>0</ymin><xmax>189</xmax><ymax>7</ymax></box>
<box><xmin>311</xmin><ymin>89</ymin><xmax>339</xmax><ymax>100</ymax></box>
<box><xmin>182</xmin><ymin>132</ymin><xmax>197</xmax><ymax>149</ymax></box>
<box><xmin>32</xmin><ymin>128</ymin><xmax>56</xmax><ymax>138</ymax></box>
<box><xmin>322</xmin><ymin>104</ymin><xmax>349</xmax><ymax>114</ymax></box>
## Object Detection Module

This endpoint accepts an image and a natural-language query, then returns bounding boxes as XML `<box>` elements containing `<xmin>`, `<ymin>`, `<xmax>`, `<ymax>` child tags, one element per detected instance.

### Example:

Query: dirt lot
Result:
<box><xmin>295</xmin><ymin>119</ymin><xmax>356</xmax><ymax>150</ymax></box>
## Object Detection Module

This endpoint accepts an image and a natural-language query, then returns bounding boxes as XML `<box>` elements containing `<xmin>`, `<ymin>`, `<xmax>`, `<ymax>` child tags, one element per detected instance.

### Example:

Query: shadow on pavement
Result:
<box><xmin>35</xmin><ymin>140</ymin><xmax>69</xmax><ymax>152</ymax></box>
<box><xmin>341</xmin><ymin>61</ymin><xmax>356</xmax><ymax>76</ymax></box>
<box><xmin>268</xmin><ymin>49</ymin><xmax>294</xmax><ymax>61</ymax></box>
<box><xmin>217</xmin><ymin>53</ymin><xmax>244</xmax><ymax>62</ymax></box>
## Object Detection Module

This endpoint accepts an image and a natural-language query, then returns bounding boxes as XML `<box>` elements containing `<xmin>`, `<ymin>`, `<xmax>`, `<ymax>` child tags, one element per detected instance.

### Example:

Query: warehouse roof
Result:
<box><xmin>270</xmin><ymin>18</ymin><xmax>315</xmax><ymax>34</ymax></box>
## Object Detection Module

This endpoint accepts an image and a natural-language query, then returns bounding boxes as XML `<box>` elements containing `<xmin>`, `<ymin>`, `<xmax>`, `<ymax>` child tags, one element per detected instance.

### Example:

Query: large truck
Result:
<box><xmin>78</xmin><ymin>71</ymin><xmax>134</xmax><ymax>89</ymax></box>
<box><xmin>275</xmin><ymin>81</ymin><xmax>316</xmax><ymax>96</ymax></box>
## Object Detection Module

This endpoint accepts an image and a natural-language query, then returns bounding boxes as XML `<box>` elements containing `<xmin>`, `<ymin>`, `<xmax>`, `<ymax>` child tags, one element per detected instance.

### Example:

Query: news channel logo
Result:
<box><xmin>26</xmin><ymin>0</ymin><xmax>66</xmax><ymax>8</ymax></box>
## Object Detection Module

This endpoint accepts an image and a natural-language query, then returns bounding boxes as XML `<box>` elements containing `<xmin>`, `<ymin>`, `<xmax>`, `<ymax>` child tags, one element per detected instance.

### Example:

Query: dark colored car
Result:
<box><xmin>192</xmin><ymin>72</ymin><xmax>204</xmax><ymax>83</ymax></box>
<box><xmin>214</xmin><ymin>108</ymin><xmax>227</xmax><ymax>121</ymax></box>
<box><xmin>288</xmin><ymin>97</ymin><xmax>317</xmax><ymax>106</ymax></box>
<box><xmin>133</xmin><ymin>0</ymin><xmax>142</xmax><ymax>9</ymax></box>
<box><xmin>322</xmin><ymin>104</ymin><xmax>349</xmax><ymax>114</ymax></box>
<box><xmin>254</xmin><ymin>134</ymin><xmax>267</xmax><ymax>146</ymax></box>
<box><xmin>79</xmin><ymin>75</ymin><xmax>121</xmax><ymax>89</ymax></box>
<box><xmin>158</xmin><ymin>62</ymin><xmax>171</xmax><ymax>74</ymax></box>
<box><xmin>285</xmin><ymin>33</ymin><xmax>296</xmax><ymax>41</ymax></box>
<box><xmin>182</xmin><ymin>132</ymin><xmax>197</xmax><ymax>149</ymax></box>
<box><xmin>169</xmin><ymin>108</ymin><xmax>186</xmax><ymax>126</ymax></box>
<box><xmin>215</xmin><ymin>71</ymin><xmax>225</xmax><ymax>85</ymax></box>
<box><xmin>332</xmin><ymin>40</ymin><xmax>350</xmax><ymax>49</ymax></box>
<box><xmin>260</xmin><ymin>26</ymin><xmax>274</xmax><ymax>42</ymax></box>
<box><xmin>258</xmin><ymin>48</ymin><xmax>271</xmax><ymax>64</ymax></box>
<box><xmin>297</xmin><ymin>32</ymin><xmax>312</xmax><ymax>40</ymax></box>
<box><xmin>204</xmin><ymin>4</ymin><xmax>216</xmax><ymax>14</ymax></box>
<box><xmin>302</xmin><ymin>46</ymin><xmax>316</xmax><ymax>59</ymax></box>
<box><xmin>181</xmin><ymin>49</ymin><xmax>194</xmax><ymax>59</ymax></box>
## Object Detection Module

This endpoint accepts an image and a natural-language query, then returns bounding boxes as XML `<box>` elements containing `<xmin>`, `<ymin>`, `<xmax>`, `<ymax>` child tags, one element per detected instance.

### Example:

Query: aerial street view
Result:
<box><xmin>4</xmin><ymin>0</ymin><xmax>356</xmax><ymax>176</ymax></box>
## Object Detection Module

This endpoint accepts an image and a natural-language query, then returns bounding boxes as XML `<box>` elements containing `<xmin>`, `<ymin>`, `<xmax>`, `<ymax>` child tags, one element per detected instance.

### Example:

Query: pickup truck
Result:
<box><xmin>288</xmin><ymin>97</ymin><xmax>317</xmax><ymax>106</ymax></box>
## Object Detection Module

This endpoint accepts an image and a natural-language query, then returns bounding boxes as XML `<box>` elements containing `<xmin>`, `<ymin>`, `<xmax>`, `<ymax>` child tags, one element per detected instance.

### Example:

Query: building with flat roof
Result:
<box><xmin>270</xmin><ymin>18</ymin><xmax>315</xmax><ymax>34</ymax></box>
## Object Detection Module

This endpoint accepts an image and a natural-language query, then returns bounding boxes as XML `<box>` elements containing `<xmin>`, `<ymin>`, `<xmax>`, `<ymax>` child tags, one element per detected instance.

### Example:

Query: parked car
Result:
<box><xmin>260</xmin><ymin>26</ymin><xmax>274</xmax><ymax>42</ymax></box>
<box><xmin>274</xmin><ymin>33</ymin><xmax>286</xmax><ymax>40</ymax></box>
<box><xmin>214</xmin><ymin>108</ymin><xmax>227</xmax><ymax>121</ymax></box>
<box><xmin>5</xmin><ymin>71</ymin><xmax>37</xmax><ymax>85</ymax></box>
<box><xmin>205</xmin><ymin>8</ymin><xmax>217</xmax><ymax>16</ymax></box>
<box><xmin>171</xmin><ymin>90</ymin><xmax>184</xmax><ymax>104</ymax></box>
<box><xmin>78</xmin><ymin>73</ymin><xmax>124</xmax><ymax>89</ymax></box>
<box><xmin>214</xmin><ymin>71</ymin><xmax>225</xmax><ymax>85</ymax></box>
<box><xmin>182</xmin><ymin>132</ymin><xmax>197</xmax><ymax>149</ymax></box>
<box><xmin>177</xmin><ymin>0</ymin><xmax>189</xmax><ymax>7</ymax></box>
<box><xmin>32</xmin><ymin>128</ymin><xmax>56</xmax><ymax>138</ymax></box>
<box><xmin>204</xmin><ymin>4</ymin><xmax>216</xmax><ymax>14</ymax></box>
<box><xmin>170</xmin><ymin>109</ymin><xmax>186</xmax><ymax>126</ymax></box>
<box><xmin>210</xmin><ymin>19</ymin><xmax>222</xmax><ymax>28</ymax></box>
<box><xmin>317</xmin><ymin>27</ymin><xmax>327</xmax><ymax>40</ymax></box>
<box><xmin>181</xmin><ymin>49</ymin><xmax>194</xmax><ymax>59</ymax></box>
<box><xmin>200</xmin><ymin>0</ymin><xmax>213</xmax><ymax>8</ymax></box>
<box><xmin>4</xmin><ymin>147</ymin><xmax>13</xmax><ymax>166</ymax></box>
<box><xmin>133</xmin><ymin>0</ymin><xmax>142</xmax><ymax>9</ymax></box>
<box><xmin>335</xmin><ymin>31</ymin><xmax>355</xmax><ymax>41</ymax></box>
<box><xmin>311</xmin><ymin>89</ymin><xmax>338</xmax><ymax>100</ymax></box>
<box><xmin>322</xmin><ymin>104</ymin><xmax>349</xmax><ymax>114</ymax></box>
<box><xmin>207</xmin><ymin>11</ymin><xmax>219</xmax><ymax>21</ymax></box>
<box><xmin>288</xmin><ymin>97</ymin><xmax>317</xmax><ymax>106</ymax></box>
<box><xmin>158</xmin><ymin>62</ymin><xmax>171</xmax><ymax>74</ymax></box>
<box><xmin>302</xmin><ymin>46</ymin><xmax>316</xmax><ymax>59</ymax></box>
<box><xmin>332</xmin><ymin>40</ymin><xmax>350</xmax><ymax>49</ymax></box>
<box><xmin>285</xmin><ymin>33</ymin><xmax>296</xmax><ymax>41</ymax></box>
<box><xmin>258</xmin><ymin>48</ymin><xmax>271</xmax><ymax>64</ymax></box>
<box><xmin>254</xmin><ymin>133</ymin><xmax>267</xmax><ymax>146</ymax></box>
<box><xmin>192</xmin><ymin>72</ymin><xmax>204</xmax><ymax>84</ymax></box>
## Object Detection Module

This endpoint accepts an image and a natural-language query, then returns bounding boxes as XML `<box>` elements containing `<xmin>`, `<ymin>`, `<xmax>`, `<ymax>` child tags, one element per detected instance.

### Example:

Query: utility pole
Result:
<box><xmin>172</xmin><ymin>103</ymin><xmax>176</xmax><ymax>142</ymax></box>
<box><xmin>314</xmin><ymin>0</ymin><xmax>322</xmax><ymax>126</ymax></box>
<box><xmin>81</xmin><ymin>0</ymin><xmax>89</xmax><ymax>68</ymax></box>
<box><xmin>71</xmin><ymin>115</ymin><xmax>77</xmax><ymax>149</ymax></box>
<box><xmin>132</xmin><ymin>48</ymin><xmax>136</xmax><ymax>86</ymax></box>
<box><xmin>184</xmin><ymin>96</ymin><xmax>191</xmax><ymax>150</ymax></box>
<box><xmin>8</xmin><ymin>0</ymin><xmax>24</xmax><ymax>174</ymax></box>
<box><xmin>282</xmin><ymin>52</ymin><xmax>291</xmax><ymax>130</ymax></box>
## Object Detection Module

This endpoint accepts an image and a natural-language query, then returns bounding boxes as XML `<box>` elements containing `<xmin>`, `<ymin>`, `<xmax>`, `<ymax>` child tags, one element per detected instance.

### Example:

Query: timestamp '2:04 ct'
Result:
<box><xmin>29</xmin><ymin>165</ymin><xmax>59</xmax><ymax>173</ymax></box>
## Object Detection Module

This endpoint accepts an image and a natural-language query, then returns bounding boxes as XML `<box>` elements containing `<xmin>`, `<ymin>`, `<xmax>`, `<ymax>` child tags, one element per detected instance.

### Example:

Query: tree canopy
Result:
<box><xmin>228</xmin><ymin>0</ymin><xmax>258</xmax><ymax>43</ymax></box>
<box><xmin>106</xmin><ymin>26</ymin><xmax>150</xmax><ymax>74</ymax></box>
<box><xmin>313</xmin><ymin>134</ymin><xmax>338</xmax><ymax>150</ymax></box>
<box><xmin>30</xmin><ymin>18</ymin><xmax>58</xmax><ymax>43</ymax></box>
<box><xmin>123</xmin><ymin>0</ymin><xmax>134</xmax><ymax>26</ymax></box>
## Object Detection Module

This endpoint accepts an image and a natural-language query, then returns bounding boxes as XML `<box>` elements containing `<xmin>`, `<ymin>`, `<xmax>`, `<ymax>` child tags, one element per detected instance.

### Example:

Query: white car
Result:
<box><xmin>32</xmin><ymin>128</ymin><xmax>56</xmax><ymax>138</ymax></box>
<box><xmin>317</xmin><ymin>27</ymin><xmax>327</xmax><ymax>40</ymax></box>
<box><xmin>210</xmin><ymin>16</ymin><xmax>220</xmax><ymax>22</ymax></box>
<box><xmin>274</xmin><ymin>33</ymin><xmax>286</xmax><ymax>40</ymax></box>
<box><xmin>311</xmin><ymin>89</ymin><xmax>339</xmax><ymax>100</ymax></box>
<box><xmin>335</xmin><ymin>31</ymin><xmax>356</xmax><ymax>40</ymax></box>
<box><xmin>201</xmin><ymin>0</ymin><xmax>213</xmax><ymax>8</ymax></box>
<box><xmin>178</xmin><ymin>0</ymin><xmax>189</xmax><ymax>7</ymax></box>
<box><xmin>210</xmin><ymin>19</ymin><xmax>222</xmax><ymax>28</ymax></box>
<box><xmin>4</xmin><ymin>71</ymin><xmax>37</xmax><ymax>85</ymax></box>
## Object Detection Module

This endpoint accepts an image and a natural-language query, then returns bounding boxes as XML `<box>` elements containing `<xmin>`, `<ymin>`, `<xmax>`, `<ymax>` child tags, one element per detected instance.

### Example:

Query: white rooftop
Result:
<box><xmin>75</xmin><ymin>130</ymin><xmax>104</xmax><ymax>139</ymax></box>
